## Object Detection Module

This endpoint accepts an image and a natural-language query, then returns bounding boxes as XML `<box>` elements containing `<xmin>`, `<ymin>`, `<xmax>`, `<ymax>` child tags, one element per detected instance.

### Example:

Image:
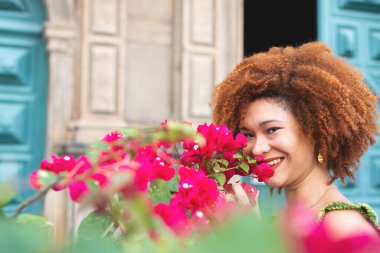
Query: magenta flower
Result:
<box><xmin>154</xmin><ymin>203</ymin><xmax>192</xmax><ymax>236</ymax></box>
<box><xmin>253</xmin><ymin>163</ymin><xmax>274</xmax><ymax>182</ymax></box>
<box><xmin>102</xmin><ymin>130</ymin><xmax>123</xmax><ymax>143</ymax></box>
<box><xmin>68</xmin><ymin>181</ymin><xmax>89</xmax><ymax>202</ymax></box>
<box><xmin>40</xmin><ymin>154</ymin><xmax>77</xmax><ymax>174</ymax></box>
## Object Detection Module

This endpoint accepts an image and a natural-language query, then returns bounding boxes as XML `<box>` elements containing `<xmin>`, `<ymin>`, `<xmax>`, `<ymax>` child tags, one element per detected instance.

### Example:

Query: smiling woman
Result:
<box><xmin>210</xmin><ymin>42</ymin><xmax>380</xmax><ymax>240</ymax></box>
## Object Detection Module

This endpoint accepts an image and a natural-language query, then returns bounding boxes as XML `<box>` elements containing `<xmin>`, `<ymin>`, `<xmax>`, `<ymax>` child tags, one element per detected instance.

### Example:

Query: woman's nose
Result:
<box><xmin>251</xmin><ymin>136</ymin><xmax>270</xmax><ymax>156</ymax></box>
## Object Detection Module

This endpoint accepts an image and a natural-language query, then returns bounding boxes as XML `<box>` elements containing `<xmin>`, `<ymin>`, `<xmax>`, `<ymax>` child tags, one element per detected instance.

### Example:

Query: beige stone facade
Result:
<box><xmin>42</xmin><ymin>0</ymin><xmax>243</xmax><ymax>239</ymax></box>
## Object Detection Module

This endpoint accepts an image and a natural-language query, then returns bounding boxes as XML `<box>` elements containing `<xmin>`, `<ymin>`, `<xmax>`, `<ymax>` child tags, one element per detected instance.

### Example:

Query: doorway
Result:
<box><xmin>244</xmin><ymin>1</ymin><xmax>317</xmax><ymax>56</ymax></box>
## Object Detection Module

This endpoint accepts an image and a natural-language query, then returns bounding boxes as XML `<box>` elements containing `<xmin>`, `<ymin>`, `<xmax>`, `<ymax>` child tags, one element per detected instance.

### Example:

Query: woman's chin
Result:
<box><xmin>264</xmin><ymin>176</ymin><xmax>284</xmax><ymax>188</ymax></box>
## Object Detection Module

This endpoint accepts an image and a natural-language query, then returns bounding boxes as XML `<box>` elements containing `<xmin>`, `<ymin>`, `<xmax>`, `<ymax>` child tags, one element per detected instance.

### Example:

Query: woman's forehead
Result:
<box><xmin>239</xmin><ymin>99</ymin><xmax>294</xmax><ymax>127</ymax></box>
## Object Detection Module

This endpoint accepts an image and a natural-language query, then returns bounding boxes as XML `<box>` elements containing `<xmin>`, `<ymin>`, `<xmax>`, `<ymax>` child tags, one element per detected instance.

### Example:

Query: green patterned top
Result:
<box><xmin>317</xmin><ymin>202</ymin><xmax>379</xmax><ymax>226</ymax></box>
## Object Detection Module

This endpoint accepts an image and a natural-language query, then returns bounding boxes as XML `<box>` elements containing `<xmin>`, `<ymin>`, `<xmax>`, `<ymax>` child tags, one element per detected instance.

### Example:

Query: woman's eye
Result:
<box><xmin>242</xmin><ymin>133</ymin><xmax>254</xmax><ymax>139</ymax></box>
<box><xmin>266</xmin><ymin>127</ymin><xmax>280</xmax><ymax>135</ymax></box>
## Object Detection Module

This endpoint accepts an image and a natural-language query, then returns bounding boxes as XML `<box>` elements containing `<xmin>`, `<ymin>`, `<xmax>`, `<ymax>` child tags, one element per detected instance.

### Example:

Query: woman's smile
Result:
<box><xmin>264</xmin><ymin>157</ymin><xmax>285</xmax><ymax>170</ymax></box>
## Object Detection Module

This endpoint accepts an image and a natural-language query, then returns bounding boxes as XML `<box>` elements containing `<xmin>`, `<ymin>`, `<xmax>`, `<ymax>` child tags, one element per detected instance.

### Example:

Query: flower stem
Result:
<box><xmin>12</xmin><ymin>175</ymin><xmax>63</xmax><ymax>218</ymax></box>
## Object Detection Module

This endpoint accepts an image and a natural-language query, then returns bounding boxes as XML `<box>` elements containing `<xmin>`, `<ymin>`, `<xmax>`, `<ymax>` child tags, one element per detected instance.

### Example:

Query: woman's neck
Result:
<box><xmin>284</xmin><ymin>164</ymin><xmax>346</xmax><ymax>213</ymax></box>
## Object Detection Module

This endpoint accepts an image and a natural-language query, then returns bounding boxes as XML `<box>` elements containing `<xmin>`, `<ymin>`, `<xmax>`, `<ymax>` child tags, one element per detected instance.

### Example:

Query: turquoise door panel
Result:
<box><xmin>319</xmin><ymin>0</ymin><xmax>380</xmax><ymax>215</ymax></box>
<box><xmin>0</xmin><ymin>0</ymin><xmax>47</xmax><ymax>213</ymax></box>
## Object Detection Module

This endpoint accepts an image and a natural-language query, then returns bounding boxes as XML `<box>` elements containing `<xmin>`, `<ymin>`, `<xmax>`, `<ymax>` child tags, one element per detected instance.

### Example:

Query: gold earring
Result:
<box><xmin>318</xmin><ymin>151</ymin><xmax>323</xmax><ymax>164</ymax></box>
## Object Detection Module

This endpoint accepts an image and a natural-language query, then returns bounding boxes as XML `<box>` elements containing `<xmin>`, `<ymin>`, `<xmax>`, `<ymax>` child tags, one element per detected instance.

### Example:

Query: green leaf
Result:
<box><xmin>247</xmin><ymin>157</ymin><xmax>256</xmax><ymax>164</ymax></box>
<box><xmin>148</xmin><ymin>179</ymin><xmax>172</xmax><ymax>205</ymax></box>
<box><xmin>221</xmin><ymin>159</ymin><xmax>229</xmax><ymax>167</ymax></box>
<box><xmin>66</xmin><ymin>238</ymin><xmax>124</xmax><ymax>253</ymax></box>
<box><xmin>213</xmin><ymin>163</ymin><xmax>221</xmax><ymax>171</ymax></box>
<box><xmin>90</xmin><ymin>141</ymin><xmax>109</xmax><ymax>150</ymax></box>
<box><xmin>166</xmin><ymin>173</ymin><xmax>179</xmax><ymax>192</ymax></box>
<box><xmin>37</xmin><ymin>170</ymin><xmax>59</xmax><ymax>188</ymax></box>
<box><xmin>212</xmin><ymin>173</ymin><xmax>226</xmax><ymax>186</ymax></box>
<box><xmin>17</xmin><ymin>214</ymin><xmax>53</xmax><ymax>229</ymax></box>
<box><xmin>0</xmin><ymin>218</ymin><xmax>51</xmax><ymax>253</ymax></box>
<box><xmin>233</xmin><ymin>154</ymin><xmax>243</xmax><ymax>159</ymax></box>
<box><xmin>121</xmin><ymin>128</ymin><xmax>141</xmax><ymax>138</ymax></box>
<box><xmin>239</xmin><ymin>163</ymin><xmax>250</xmax><ymax>173</ymax></box>
<box><xmin>77</xmin><ymin>211</ymin><xmax>115</xmax><ymax>240</ymax></box>
<box><xmin>87</xmin><ymin>180</ymin><xmax>100</xmax><ymax>192</ymax></box>
<box><xmin>186</xmin><ymin>214</ymin><xmax>287</xmax><ymax>253</ymax></box>
<box><xmin>0</xmin><ymin>183</ymin><xmax>16</xmax><ymax>208</ymax></box>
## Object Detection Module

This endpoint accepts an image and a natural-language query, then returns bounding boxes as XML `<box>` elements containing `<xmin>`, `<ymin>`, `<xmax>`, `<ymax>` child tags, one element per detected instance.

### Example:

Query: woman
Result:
<box><xmin>211</xmin><ymin>42</ymin><xmax>379</xmax><ymax>239</ymax></box>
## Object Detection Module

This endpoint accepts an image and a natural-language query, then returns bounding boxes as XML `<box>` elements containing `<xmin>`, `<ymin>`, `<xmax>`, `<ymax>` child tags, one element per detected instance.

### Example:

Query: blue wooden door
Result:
<box><xmin>0</xmin><ymin>0</ymin><xmax>47</xmax><ymax>213</ymax></box>
<box><xmin>319</xmin><ymin>0</ymin><xmax>380</xmax><ymax>215</ymax></box>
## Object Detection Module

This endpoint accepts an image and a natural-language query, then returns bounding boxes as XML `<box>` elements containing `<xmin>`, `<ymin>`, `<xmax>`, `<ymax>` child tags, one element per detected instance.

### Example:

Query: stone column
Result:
<box><xmin>70</xmin><ymin>0</ymin><xmax>128</xmax><ymax>143</ymax></box>
<box><xmin>43</xmin><ymin>0</ymin><xmax>77</xmax><ymax>243</ymax></box>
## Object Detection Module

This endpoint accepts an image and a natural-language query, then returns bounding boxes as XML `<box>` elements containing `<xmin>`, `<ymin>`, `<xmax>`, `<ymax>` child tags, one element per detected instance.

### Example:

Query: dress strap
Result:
<box><xmin>317</xmin><ymin>202</ymin><xmax>379</xmax><ymax>226</ymax></box>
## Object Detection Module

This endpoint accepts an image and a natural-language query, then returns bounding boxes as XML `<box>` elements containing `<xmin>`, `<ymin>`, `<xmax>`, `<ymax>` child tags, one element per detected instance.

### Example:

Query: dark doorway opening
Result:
<box><xmin>244</xmin><ymin>1</ymin><xmax>317</xmax><ymax>57</ymax></box>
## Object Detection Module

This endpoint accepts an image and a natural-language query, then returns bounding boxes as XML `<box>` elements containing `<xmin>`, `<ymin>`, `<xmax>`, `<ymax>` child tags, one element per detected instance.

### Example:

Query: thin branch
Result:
<box><xmin>12</xmin><ymin>176</ymin><xmax>63</xmax><ymax>218</ymax></box>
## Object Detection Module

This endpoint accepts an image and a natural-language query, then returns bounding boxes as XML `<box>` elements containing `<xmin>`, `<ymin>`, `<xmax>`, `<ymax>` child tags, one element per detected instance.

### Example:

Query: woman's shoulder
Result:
<box><xmin>318</xmin><ymin>202</ymin><xmax>379</xmax><ymax>240</ymax></box>
<box><xmin>318</xmin><ymin>202</ymin><xmax>378</xmax><ymax>225</ymax></box>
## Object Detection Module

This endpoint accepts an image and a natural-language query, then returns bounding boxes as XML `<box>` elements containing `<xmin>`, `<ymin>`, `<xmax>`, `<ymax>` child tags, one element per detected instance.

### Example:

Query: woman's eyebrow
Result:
<box><xmin>259</xmin><ymin>120</ymin><xmax>283</xmax><ymax>127</ymax></box>
<box><xmin>239</xmin><ymin>120</ymin><xmax>283</xmax><ymax>131</ymax></box>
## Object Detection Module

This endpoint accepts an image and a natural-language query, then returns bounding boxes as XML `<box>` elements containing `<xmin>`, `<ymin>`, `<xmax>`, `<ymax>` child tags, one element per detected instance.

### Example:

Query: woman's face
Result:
<box><xmin>239</xmin><ymin>98</ymin><xmax>317</xmax><ymax>188</ymax></box>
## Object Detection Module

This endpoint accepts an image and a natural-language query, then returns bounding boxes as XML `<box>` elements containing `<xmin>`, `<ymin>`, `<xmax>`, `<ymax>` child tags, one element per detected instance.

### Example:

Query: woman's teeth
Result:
<box><xmin>267</xmin><ymin>158</ymin><xmax>282</xmax><ymax>166</ymax></box>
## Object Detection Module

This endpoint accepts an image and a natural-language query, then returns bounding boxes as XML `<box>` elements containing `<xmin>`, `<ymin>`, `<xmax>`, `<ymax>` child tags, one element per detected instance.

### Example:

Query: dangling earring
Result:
<box><xmin>318</xmin><ymin>151</ymin><xmax>324</xmax><ymax>164</ymax></box>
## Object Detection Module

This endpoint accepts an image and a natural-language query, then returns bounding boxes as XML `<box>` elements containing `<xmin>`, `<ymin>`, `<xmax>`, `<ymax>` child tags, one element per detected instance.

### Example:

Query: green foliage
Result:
<box><xmin>211</xmin><ymin>173</ymin><xmax>227</xmax><ymax>186</ymax></box>
<box><xmin>88</xmin><ymin>141</ymin><xmax>109</xmax><ymax>163</ymax></box>
<box><xmin>233</xmin><ymin>154</ymin><xmax>243</xmax><ymax>159</ymax></box>
<box><xmin>37</xmin><ymin>170</ymin><xmax>59</xmax><ymax>188</ymax></box>
<box><xmin>166</xmin><ymin>173</ymin><xmax>179</xmax><ymax>192</ymax></box>
<box><xmin>0</xmin><ymin>182</ymin><xmax>16</xmax><ymax>208</ymax></box>
<box><xmin>148</xmin><ymin>173</ymin><xmax>180</xmax><ymax>205</ymax></box>
<box><xmin>186</xmin><ymin>214</ymin><xmax>287</xmax><ymax>253</ymax></box>
<box><xmin>239</xmin><ymin>163</ymin><xmax>250</xmax><ymax>173</ymax></box>
<box><xmin>64</xmin><ymin>238</ymin><xmax>124</xmax><ymax>253</ymax></box>
<box><xmin>17</xmin><ymin>214</ymin><xmax>53</xmax><ymax>228</ymax></box>
<box><xmin>0</xmin><ymin>217</ymin><xmax>52</xmax><ymax>253</ymax></box>
<box><xmin>121</xmin><ymin>128</ymin><xmax>141</xmax><ymax>139</ymax></box>
<box><xmin>77</xmin><ymin>211</ymin><xmax>115</xmax><ymax>240</ymax></box>
<box><xmin>148</xmin><ymin>179</ymin><xmax>172</xmax><ymax>205</ymax></box>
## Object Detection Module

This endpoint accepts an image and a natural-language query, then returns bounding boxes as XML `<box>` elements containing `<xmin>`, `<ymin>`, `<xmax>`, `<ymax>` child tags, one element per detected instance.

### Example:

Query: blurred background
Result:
<box><xmin>0</xmin><ymin>0</ymin><xmax>379</xmax><ymax>238</ymax></box>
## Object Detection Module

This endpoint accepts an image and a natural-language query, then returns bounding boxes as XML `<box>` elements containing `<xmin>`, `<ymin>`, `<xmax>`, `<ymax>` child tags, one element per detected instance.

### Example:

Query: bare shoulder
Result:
<box><xmin>323</xmin><ymin>210</ymin><xmax>379</xmax><ymax>240</ymax></box>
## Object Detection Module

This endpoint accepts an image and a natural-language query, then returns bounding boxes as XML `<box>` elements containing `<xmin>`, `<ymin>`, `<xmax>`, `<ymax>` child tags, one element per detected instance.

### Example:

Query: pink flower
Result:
<box><xmin>151</xmin><ymin>157</ymin><xmax>175</xmax><ymax>181</ymax></box>
<box><xmin>240</xmin><ymin>182</ymin><xmax>259</xmax><ymax>206</ymax></box>
<box><xmin>255</xmin><ymin>155</ymin><xmax>265</xmax><ymax>163</ymax></box>
<box><xmin>253</xmin><ymin>163</ymin><xmax>274</xmax><ymax>182</ymax></box>
<box><xmin>68</xmin><ymin>173</ymin><xmax>109</xmax><ymax>202</ymax></box>
<box><xmin>102</xmin><ymin>130</ymin><xmax>123</xmax><ymax>143</ymax></box>
<box><xmin>284</xmin><ymin>204</ymin><xmax>380</xmax><ymax>253</ymax></box>
<box><xmin>90</xmin><ymin>173</ymin><xmax>109</xmax><ymax>187</ymax></box>
<box><xmin>180</xmin><ymin>123</ymin><xmax>247</xmax><ymax>174</ymax></box>
<box><xmin>235</xmin><ymin>133</ymin><xmax>248</xmax><ymax>147</ymax></box>
<box><xmin>154</xmin><ymin>203</ymin><xmax>192</xmax><ymax>236</ymax></box>
<box><xmin>68</xmin><ymin>181</ymin><xmax>89</xmax><ymax>202</ymax></box>
<box><xmin>30</xmin><ymin>170</ymin><xmax>42</xmax><ymax>190</ymax></box>
<box><xmin>40</xmin><ymin>154</ymin><xmax>76</xmax><ymax>174</ymax></box>
<box><xmin>157</xmin><ymin>140</ymin><xmax>171</xmax><ymax>149</ymax></box>
<box><xmin>175</xmin><ymin>167</ymin><xmax>220</xmax><ymax>211</ymax></box>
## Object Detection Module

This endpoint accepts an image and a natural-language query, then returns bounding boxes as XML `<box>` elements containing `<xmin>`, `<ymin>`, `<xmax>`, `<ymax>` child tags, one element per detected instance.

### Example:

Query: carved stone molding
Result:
<box><xmin>70</xmin><ymin>0</ymin><xmax>127</xmax><ymax>143</ymax></box>
<box><xmin>43</xmin><ymin>0</ymin><xmax>77</xmax><ymax>244</ymax></box>
<box><xmin>338</xmin><ymin>0</ymin><xmax>380</xmax><ymax>13</ymax></box>
<box><xmin>179</xmin><ymin>0</ymin><xmax>243</xmax><ymax>123</ymax></box>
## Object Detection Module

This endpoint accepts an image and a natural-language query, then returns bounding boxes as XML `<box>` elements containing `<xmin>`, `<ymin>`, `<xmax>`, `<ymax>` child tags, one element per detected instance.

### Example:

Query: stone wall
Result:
<box><xmin>43</xmin><ymin>0</ymin><xmax>243</xmax><ymax>240</ymax></box>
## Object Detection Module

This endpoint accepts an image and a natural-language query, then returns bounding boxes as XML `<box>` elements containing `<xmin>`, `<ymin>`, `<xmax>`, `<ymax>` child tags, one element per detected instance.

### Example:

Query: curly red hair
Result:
<box><xmin>211</xmin><ymin>42</ymin><xmax>378</xmax><ymax>182</ymax></box>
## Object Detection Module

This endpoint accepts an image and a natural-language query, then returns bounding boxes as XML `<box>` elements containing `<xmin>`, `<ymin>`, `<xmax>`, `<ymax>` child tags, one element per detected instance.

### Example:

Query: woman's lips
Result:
<box><xmin>269</xmin><ymin>159</ymin><xmax>283</xmax><ymax>170</ymax></box>
<box><xmin>263</xmin><ymin>157</ymin><xmax>284</xmax><ymax>170</ymax></box>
